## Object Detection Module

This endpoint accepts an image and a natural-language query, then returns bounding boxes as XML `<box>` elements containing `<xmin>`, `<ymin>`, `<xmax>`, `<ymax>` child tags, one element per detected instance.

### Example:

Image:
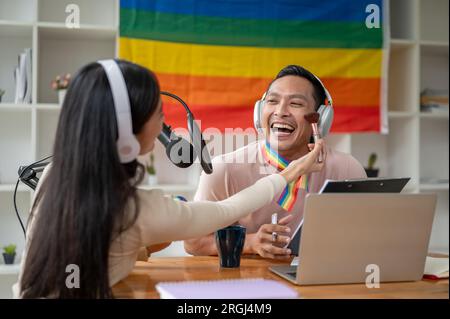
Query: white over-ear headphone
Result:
<box><xmin>253</xmin><ymin>74</ymin><xmax>334</xmax><ymax>137</ymax></box>
<box><xmin>98</xmin><ymin>59</ymin><xmax>140</xmax><ymax>163</ymax></box>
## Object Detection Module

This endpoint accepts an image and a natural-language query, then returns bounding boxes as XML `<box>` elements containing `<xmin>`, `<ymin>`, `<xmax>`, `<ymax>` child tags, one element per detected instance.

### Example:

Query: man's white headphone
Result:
<box><xmin>253</xmin><ymin>74</ymin><xmax>334</xmax><ymax>137</ymax></box>
<box><xmin>98</xmin><ymin>59</ymin><xmax>141</xmax><ymax>163</ymax></box>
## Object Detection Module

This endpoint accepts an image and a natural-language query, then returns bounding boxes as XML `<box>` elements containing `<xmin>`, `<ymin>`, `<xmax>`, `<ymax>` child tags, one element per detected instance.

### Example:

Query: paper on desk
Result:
<box><xmin>156</xmin><ymin>278</ymin><xmax>298</xmax><ymax>299</ymax></box>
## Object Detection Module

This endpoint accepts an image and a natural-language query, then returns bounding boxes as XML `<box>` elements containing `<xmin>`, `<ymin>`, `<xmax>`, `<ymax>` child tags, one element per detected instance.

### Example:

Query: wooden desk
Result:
<box><xmin>113</xmin><ymin>256</ymin><xmax>448</xmax><ymax>299</ymax></box>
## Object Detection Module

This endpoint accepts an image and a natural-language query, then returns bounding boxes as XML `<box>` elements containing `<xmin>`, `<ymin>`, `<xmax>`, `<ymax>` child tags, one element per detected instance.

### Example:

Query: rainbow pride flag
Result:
<box><xmin>119</xmin><ymin>0</ymin><xmax>388</xmax><ymax>133</ymax></box>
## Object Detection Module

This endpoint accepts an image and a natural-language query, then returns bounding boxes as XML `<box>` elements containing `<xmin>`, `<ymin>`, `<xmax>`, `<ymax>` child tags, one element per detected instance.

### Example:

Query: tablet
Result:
<box><xmin>318</xmin><ymin>177</ymin><xmax>411</xmax><ymax>194</ymax></box>
<box><xmin>287</xmin><ymin>177</ymin><xmax>411</xmax><ymax>256</ymax></box>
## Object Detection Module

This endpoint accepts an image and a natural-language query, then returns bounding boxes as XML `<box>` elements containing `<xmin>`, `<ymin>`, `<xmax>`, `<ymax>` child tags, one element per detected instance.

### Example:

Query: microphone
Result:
<box><xmin>160</xmin><ymin>91</ymin><xmax>213</xmax><ymax>174</ymax></box>
<box><xmin>158</xmin><ymin>123</ymin><xmax>196</xmax><ymax>168</ymax></box>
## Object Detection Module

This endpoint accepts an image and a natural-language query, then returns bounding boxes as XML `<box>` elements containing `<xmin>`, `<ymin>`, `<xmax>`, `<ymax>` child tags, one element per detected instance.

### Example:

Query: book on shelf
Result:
<box><xmin>420</xmin><ymin>88</ymin><xmax>449</xmax><ymax>115</ymax></box>
<box><xmin>14</xmin><ymin>53</ymin><xmax>26</xmax><ymax>104</ymax></box>
<box><xmin>13</xmin><ymin>48</ymin><xmax>32</xmax><ymax>104</ymax></box>
<box><xmin>23</xmin><ymin>48</ymin><xmax>32</xmax><ymax>104</ymax></box>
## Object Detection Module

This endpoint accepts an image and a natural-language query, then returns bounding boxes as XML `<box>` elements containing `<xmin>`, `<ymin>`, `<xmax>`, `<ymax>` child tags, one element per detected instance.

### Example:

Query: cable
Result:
<box><xmin>161</xmin><ymin>91</ymin><xmax>191</xmax><ymax>114</ymax></box>
<box><xmin>13</xmin><ymin>179</ymin><xmax>26</xmax><ymax>238</ymax></box>
<box><xmin>14</xmin><ymin>155</ymin><xmax>53</xmax><ymax>239</ymax></box>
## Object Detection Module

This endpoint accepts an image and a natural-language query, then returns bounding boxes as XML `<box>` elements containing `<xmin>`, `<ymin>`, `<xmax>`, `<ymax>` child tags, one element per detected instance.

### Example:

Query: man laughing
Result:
<box><xmin>185</xmin><ymin>65</ymin><xmax>366</xmax><ymax>259</ymax></box>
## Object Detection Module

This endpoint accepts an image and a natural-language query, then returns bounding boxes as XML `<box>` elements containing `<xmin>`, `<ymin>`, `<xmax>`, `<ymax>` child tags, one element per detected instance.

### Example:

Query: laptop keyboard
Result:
<box><xmin>286</xmin><ymin>272</ymin><xmax>297</xmax><ymax>279</ymax></box>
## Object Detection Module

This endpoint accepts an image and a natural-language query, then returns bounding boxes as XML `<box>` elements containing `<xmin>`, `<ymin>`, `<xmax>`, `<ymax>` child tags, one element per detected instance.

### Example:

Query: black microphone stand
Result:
<box><xmin>18</xmin><ymin>161</ymin><xmax>50</xmax><ymax>191</ymax></box>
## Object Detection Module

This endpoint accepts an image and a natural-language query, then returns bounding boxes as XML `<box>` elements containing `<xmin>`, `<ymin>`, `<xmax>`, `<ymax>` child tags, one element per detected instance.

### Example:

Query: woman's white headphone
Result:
<box><xmin>98</xmin><ymin>59</ymin><xmax>141</xmax><ymax>163</ymax></box>
<box><xmin>253</xmin><ymin>74</ymin><xmax>334</xmax><ymax>137</ymax></box>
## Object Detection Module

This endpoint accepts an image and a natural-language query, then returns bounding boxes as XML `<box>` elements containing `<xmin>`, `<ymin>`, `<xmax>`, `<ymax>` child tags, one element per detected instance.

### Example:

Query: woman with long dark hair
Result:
<box><xmin>15</xmin><ymin>59</ymin><xmax>324</xmax><ymax>298</ymax></box>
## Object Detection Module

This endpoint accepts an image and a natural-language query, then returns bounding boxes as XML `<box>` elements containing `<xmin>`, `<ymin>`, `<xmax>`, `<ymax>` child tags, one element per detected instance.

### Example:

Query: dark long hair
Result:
<box><xmin>20</xmin><ymin>59</ymin><xmax>160</xmax><ymax>298</ymax></box>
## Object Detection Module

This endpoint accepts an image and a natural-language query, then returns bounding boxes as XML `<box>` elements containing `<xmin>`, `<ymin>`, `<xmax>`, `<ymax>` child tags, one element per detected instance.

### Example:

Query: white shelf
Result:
<box><xmin>0</xmin><ymin>184</ymin><xmax>29</xmax><ymax>192</ymax></box>
<box><xmin>420</xmin><ymin>42</ymin><xmax>449</xmax><ymax>58</ymax></box>
<box><xmin>0</xmin><ymin>264</ymin><xmax>20</xmax><ymax>275</ymax></box>
<box><xmin>420</xmin><ymin>40</ymin><xmax>449</xmax><ymax>47</ymax></box>
<box><xmin>386</xmin><ymin>111</ymin><xmax>450</xmax><ymax>121</ymax></box>
<box><xmin>0</xmin><ymin>20</ymin><xmax>33</xmax><ymax>29</ymax></box>
<box><xmin>37</xmin><ymin>22</ymin><xmax>117</xmax><ymax>40</ymax></box>
<box><xmin>388</xmin><ymin>111</ymin><xmax>416</xmax><ymax>119</ymax></box>
<box><xmin>420</xmin><ymin>112</ymin><xmax>449</xmax><ymax>120</ymax></box>
<box><xmin>420</xmin><ymin>183</ymin><xmax>449</xmax><ymax>191</ymax></box>
<box><xmin>390</xmin><ymin>38</ymin><xmax>416</xmax><ymax>49</ymax></box>
<box><xmin>37</xmin><ymin>21</ymin><xmax>116</xmax><ymax>30</ymax></box>
<box><xmin>35</xmin><ymin>103</ymin><xmax>60</xmax><ymax>110</ymax></box>
<box><xmin>0</xmin><ymin>103</ymin><xmax>32</xmax><ymax>111</ymax></box>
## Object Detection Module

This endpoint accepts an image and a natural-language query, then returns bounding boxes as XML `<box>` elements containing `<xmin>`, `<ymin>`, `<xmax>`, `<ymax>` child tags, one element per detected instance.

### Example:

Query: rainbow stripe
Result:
<box><xmin>261</xmin><ymin>142</ymin><xmax>309</xmax><ymax>212</ymax></box>
<box><xmin>119</xmin><ymin>0</ymin><xmax>387</xmax><ymax>133</ymax></box>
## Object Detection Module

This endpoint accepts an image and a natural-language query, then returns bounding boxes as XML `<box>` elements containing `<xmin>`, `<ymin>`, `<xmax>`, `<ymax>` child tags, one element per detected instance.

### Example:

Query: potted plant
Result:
<box><xmin>0</xmin><ymin>88</ymin><xmax>5</xmax><ymax>103</ymax></box>
<box><xmin>365</xmin><ymin>153</ymin><xmax>379</xmax><ymax>177</ymax></box>
<box><xmin>146</xmin><ymin>153</ymin><xmax>158</xmax><ymax>186</ymax></box>
<box><xmin>51</xmin><ymin>73</ymin><xmax>71</xmax><ymax>104</ymax></box>
<box><xmin>3</xmin><ymin>244</ymin><xmax>16</xmax><ymax>265</ymax></box>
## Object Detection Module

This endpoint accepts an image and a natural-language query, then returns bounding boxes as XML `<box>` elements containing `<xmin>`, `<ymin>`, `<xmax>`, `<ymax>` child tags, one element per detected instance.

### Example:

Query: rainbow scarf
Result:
<box><xmin>261</xmin><ymin>141</ymin><xmax>309</xmax><ymax>212</ymax></box>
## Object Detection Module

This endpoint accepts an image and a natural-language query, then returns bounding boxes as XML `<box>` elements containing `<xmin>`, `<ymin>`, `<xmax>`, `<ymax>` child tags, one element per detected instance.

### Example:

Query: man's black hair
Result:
<box><xmin>269</xmin><ymin>65</ymin><xmax>327</xmax><ymax>110</ymax></box>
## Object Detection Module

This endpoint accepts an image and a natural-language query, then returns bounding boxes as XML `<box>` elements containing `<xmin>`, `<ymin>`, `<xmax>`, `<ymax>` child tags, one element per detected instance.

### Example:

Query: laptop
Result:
<box><xmin>270</xmin><ymin>193</ymin><xmax>437</xmax><ymax>285</ymax></box>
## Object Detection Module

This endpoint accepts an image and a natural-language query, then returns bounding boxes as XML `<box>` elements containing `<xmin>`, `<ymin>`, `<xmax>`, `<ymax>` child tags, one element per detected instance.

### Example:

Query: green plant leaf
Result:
<box><xmin>146</xmin><ymin>153</ymin><xmax>156</xmax><ymax>175</ymax></box>
<box><xmin>3</xmin><ymin>244</ymin><xmax>16</xmax><ymax>255</ymax></box>
<box><xmin>146</xmin><ymin>166</ymin><xmax>156</xmax><ymax>175</ymax></box>
<box><xmin>368</xmin><ymin>153</ymin><xmax>377</xmax><ymax>169</ymax></box>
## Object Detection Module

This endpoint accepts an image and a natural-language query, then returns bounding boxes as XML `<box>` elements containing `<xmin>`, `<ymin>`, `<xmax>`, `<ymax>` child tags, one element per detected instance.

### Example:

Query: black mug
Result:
<box><xmin>215</xmin><ymin>225</ymin><xmax>246</xmax><ymax>268</ymax></box>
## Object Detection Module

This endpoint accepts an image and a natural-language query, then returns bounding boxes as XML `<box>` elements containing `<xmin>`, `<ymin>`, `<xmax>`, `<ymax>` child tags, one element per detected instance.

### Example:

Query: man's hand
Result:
<box><xmin>247</xmin><ymin>214</ymin><xmax>294</xmax><ymax>259</ymax></box>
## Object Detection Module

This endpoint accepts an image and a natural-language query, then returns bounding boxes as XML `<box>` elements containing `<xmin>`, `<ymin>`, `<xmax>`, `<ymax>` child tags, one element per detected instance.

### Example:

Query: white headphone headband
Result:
<box><xmin>97</xmin><ymin>59</ymin><xmax>140</xmax><ymax>163</ymax></box>
<box><xmin>312</xmin><ymin>74</ymin><xmax>333</xmax><ymax>107</ymax></box>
